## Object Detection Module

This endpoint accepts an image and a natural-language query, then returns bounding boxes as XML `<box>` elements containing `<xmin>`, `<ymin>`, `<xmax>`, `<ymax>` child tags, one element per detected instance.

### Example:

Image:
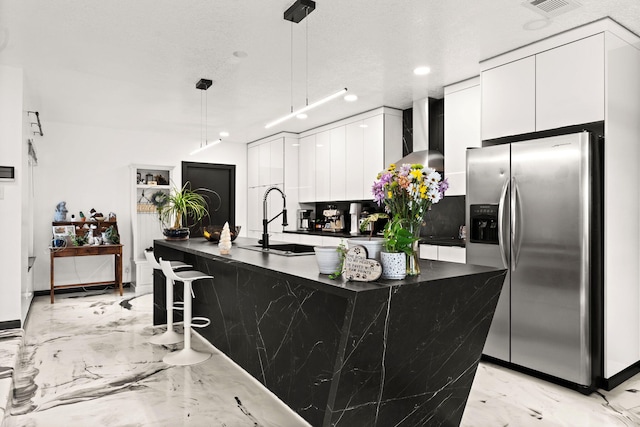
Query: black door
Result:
<box><xmin>182</xmin><ymin>161</ymin><xmax>235</xmax><ymax>237</ymax></box>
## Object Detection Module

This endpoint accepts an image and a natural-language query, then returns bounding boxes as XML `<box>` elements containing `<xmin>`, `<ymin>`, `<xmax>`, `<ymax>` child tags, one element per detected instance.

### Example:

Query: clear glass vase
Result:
<box><xmin>406</xmin><ymin>220</ymin><xmax>422</xmax><ymax>276</ymax></box>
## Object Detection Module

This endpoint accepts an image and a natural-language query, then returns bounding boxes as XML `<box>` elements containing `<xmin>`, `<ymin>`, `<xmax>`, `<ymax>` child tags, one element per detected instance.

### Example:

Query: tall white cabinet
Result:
<box><xmin>479</xmin><ymin>18</ymin><xmax>640</xmax><ymax>382</ymax></box>
<box><xmin>129</xmin><ymin>164</ymin><xmax>173</xmax><ymax>294</ymax></box>
<box><xmin>443</xmin><ymin>77</ymin><xmax>481</xmax><ymax>195</ymax></box>
<box><xmin>246</xmin><ymin>134</ymin><xmax>298</xmax><ymax>240</ymax></box>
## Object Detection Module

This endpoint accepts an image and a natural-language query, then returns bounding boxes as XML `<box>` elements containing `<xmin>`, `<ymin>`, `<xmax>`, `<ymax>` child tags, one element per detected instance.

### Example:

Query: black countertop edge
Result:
<box><xmin>284</xmin><ymin>229</ymin><xmax>369</xmax><ymax>239</ymax></box>
<box><xmin>284</xmin><ymin>230</ymin><xmax>466</xmax><ymax>247</ymax></box>
<box><xmin>420</xmin><ymin>237</ymin><xmax>466</xmax><ymax>248</ymax></box>
<box><xmin>154</xmin><ymin>237</ymin><xmax>501</xmax><ymax>297</ymax></box>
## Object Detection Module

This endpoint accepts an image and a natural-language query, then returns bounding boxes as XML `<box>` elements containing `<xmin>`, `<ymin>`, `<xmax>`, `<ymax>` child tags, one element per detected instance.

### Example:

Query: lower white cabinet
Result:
<box><xmin>419</xmin><ymin>244</ymin><xmax>466</xmax><ymax>264</ymax></box>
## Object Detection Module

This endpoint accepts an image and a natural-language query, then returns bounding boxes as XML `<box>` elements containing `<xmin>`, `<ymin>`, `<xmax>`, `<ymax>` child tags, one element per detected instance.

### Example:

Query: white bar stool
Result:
<box><xmin>145</xmin><ymin>250</ymin><xmax>191</xmax><ymax>345</ymax></box>
<box><xmin>159</xmin><ymin>259</ymin><xmax>214</xmax><ymax>366</ymax></box>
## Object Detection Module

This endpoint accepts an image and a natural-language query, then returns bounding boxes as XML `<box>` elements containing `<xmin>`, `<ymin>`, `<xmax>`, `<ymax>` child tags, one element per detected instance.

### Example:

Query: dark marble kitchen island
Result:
<box><xmin>153</xmin><ymin>237</ymin><xmax>506</xmax><ymax>427</ymax></box>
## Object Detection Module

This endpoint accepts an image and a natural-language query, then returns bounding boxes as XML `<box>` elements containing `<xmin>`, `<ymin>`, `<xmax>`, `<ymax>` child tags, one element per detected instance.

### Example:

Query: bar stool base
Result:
<box><xmin>149</xmin><ymin>329</ymin><xmax>183</xmax><ymax>345</ymax></box>
<box><xmin>163</xmin><ymin>348</ymin><xmax>211</xmax><ymax>366</ymax></box>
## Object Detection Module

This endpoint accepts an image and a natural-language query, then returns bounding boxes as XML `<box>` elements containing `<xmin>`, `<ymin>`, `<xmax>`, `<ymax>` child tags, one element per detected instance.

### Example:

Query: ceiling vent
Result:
<box><xmin>522</xmin><ymin>0</ymin><xmax>581</xmax><ymax>19</ymax></box>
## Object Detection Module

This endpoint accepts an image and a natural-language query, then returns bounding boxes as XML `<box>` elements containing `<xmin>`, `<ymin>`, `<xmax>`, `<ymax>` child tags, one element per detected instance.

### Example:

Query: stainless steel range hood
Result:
<box><xmin>396</xmin><ymin>97</ymin><xmax>444</xmax><ymax>172</ymax></box>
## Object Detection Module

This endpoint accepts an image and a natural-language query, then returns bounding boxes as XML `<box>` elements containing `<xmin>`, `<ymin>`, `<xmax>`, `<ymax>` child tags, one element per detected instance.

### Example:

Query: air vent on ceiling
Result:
<box><xmin>522</xmin><ymin>0</ymin><xmax>581</xmax><ymax>19</ymax></box>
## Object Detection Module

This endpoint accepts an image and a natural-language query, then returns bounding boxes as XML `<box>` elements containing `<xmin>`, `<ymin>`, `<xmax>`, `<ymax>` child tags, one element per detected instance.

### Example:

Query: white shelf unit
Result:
<box><xmin>130</xmin><ymin>164</ymin><xmax>174</xmax><ymax>294</ymax></box>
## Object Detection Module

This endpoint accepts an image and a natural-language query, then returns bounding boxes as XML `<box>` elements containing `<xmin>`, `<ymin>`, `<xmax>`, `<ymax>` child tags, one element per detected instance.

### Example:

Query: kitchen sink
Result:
<box><xmin>239</xmin><ymin>243</ymin><xmax>316</xmax><ymax>256</ymax></box>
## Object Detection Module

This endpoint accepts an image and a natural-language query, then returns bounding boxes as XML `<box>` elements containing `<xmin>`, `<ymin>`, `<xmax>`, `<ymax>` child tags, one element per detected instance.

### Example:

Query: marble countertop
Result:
<box><xmin>155</xmin><ymin>237</ymin><xmax>496</xmax><ymax>295</ymax></box>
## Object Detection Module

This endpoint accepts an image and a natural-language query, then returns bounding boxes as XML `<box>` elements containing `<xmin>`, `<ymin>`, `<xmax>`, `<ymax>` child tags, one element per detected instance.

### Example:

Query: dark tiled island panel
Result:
<box><xmin>154</xmin><ymin>238</ymin><xmax>506</xmax><ymax>427</ymax></box>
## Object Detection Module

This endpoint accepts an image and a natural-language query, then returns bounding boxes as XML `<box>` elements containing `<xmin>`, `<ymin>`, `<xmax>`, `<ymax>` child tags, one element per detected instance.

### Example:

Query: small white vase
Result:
<box><xmin>380</xmin><ymin>251</ymin><xmax>407</xmax><ymax>280</ymax></box>
<box><xmin>314</xmin><ymin>246</ymin><xmax>341</xmax><ymax>275</ymax></box>
<box><xmin>347</xmin><ymin>237</ymin><xmax>384</xmax><ymax>261</ymax></box>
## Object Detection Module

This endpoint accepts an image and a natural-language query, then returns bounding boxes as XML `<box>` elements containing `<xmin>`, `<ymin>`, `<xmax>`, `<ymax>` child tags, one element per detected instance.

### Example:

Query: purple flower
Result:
<box><xmin>438</xmin><ymin>178</ymin><xmax>449</xmax><ymax>196</ymax></box>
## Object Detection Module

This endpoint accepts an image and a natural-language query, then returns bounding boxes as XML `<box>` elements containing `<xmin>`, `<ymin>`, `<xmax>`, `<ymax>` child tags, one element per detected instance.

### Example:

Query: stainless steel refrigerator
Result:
<box><xmin>466</xmin><ymin>131</ymin><xmax>597</xmax><ymax>388</ymax></box>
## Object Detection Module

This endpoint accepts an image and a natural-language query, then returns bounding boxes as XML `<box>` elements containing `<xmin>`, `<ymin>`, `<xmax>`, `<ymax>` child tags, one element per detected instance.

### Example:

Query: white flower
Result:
<box><xmin>426</xmin><ymin>170</ymin><xmax>441</xmax><ymax>185</ymax></box>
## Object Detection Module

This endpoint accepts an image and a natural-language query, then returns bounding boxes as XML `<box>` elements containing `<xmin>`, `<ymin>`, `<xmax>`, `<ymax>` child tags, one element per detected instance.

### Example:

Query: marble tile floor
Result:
<box><xmin>1</xmin><ymin>289</ymin><xmax>639</xmax><ymax>427</ymax></box>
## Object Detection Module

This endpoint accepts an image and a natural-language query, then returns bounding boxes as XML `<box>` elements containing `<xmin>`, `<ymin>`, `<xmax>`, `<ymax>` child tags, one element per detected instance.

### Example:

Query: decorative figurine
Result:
<box><xmin>54</xmin><ymin>201</ymin><xmax>68</xmax><ymax>222</ymax></box>
<box><xmin>218</xmin><ymin>222</ymin><xmax>232</xmax><ymax>255</ymax></box>
<box><xmin>79</xmin><ymin>211</ymin><xmax>86</xmax><ymax>222</ymax></box>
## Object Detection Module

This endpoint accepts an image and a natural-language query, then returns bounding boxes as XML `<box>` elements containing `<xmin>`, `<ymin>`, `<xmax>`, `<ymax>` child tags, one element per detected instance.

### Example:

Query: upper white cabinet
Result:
<box><xmin>481</xmin><ymin>56</ymin><xmax>536</xmax><ymax>140</ymax></box>
<box><xmin>444</xmin><ymin>77</ymin><xmax>481</xmax><ymax>195</ymax></box>
<box><xmin>362</xmin><ymin>115</ymin><xmax>385</xmax><ymax>199</ymax></box>
<box><xmin>298</xmin><ymin>134</ymin><xmax>316</xmax><ymax>203</ymax></box>
<box><xmin>481</xmin><ymin>33</ymin><xmax>605</xmax><ymax>140</ymax></box>
<box><xmin>345</xmin><ymin>121</ymin><xmax>365</xmax><ymax>201</ymax></box>
<box><xmin>536</xmin><ymin>34</ymin><xmax>605</xmax><ymax>131</ymax></box>
<box><xmin>330</xmin><ymin>126</ymin><xmax>346</xmax><ymax>201</ymax></box>
<box><xmin>297</xmin><ymin>108</ymin><xmax>401</xmax><ymax>203</ymax></box>
<box><xmin>314</xmin><ymin>130</ymin><xmax>331</xmax><ymax>202</ymax></box>
<box><xmin>251</xmin><ymin>137</ymin><xmax>284</xmax><ymax>187</ymax></box>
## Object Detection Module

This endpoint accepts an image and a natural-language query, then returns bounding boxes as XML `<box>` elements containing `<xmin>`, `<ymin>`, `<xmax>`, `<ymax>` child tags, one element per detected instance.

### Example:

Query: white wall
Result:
<box><xmin>0</xmin><ymin>65</ymin><xmax>24</xmax><ymax>323</ymax></box>
<box><xmin>33</xmin><ymin>122</ymin><xmax>247</xmax><ymax>292</ymax></box>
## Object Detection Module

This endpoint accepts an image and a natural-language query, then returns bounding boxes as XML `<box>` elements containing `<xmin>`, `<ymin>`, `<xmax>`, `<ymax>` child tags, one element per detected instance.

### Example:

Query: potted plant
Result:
<box><xmin>380</xmin><ymin>216</ymin><xmax>420</xmax><ymax>280</ymax></box>
<box><xmin>347</xmin><ymin>213</ymin><xmax>387</xmax><ymax>261</ymax></box>
<box><xmin>157</xmin><ymin>182</ymin><xmax>210</xmax><ymax>240</ymax></box>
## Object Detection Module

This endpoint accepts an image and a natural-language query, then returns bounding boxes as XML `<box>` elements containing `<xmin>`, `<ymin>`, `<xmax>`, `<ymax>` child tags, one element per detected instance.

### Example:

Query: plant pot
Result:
<box><xmin>314</xmin><ymin>246</ymin><xmax>341</xmax><ymax>275</ymax></box>
<box><xmin>347</xmin><ymin>237</ymin><xmax>384</xmax><ymax>261</ymax></box>
<box><xmin>380</xmin><ymin>251</ymin><xmax>407</xmax><ymax>280</ymax></box>
<box><xmin>163</xmin><ymin>228</ymin><xmax>190</xmax><ymax>240</ymax></box>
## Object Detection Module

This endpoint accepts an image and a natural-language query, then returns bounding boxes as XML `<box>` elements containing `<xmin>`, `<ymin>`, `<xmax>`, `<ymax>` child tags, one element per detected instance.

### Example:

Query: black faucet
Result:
<box><xmin>261</xmin><ymin>186</ymin><xmax>288</xmax><ymax>249</ymax></box>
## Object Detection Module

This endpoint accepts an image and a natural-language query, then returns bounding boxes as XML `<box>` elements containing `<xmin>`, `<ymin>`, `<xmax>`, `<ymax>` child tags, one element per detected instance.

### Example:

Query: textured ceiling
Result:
<box><xmin>0</xmin><ymin>0</ymin><xmax>639</xmax><ymax>146</ymax></box>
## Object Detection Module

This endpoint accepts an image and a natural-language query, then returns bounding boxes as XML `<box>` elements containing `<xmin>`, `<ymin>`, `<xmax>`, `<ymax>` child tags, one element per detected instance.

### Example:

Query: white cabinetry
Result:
<box><xmin>298</xmin><ymin>108</ymin><xmax>401</xmax><ymax>203</ymax></box>
<box><xmin>330</xmin><ymin>127</ymin><xmax>346</xmax><ymax>201</ymax></box>
<box><xmin>345</xmin><ymin>121</ymin><xmax>365</xmax><ymax>200</ymax></box>
<box><xmin>247</xmin><ymin>137</ymin><xmax>287</xmax><ymax>238</ymax></box>
<box><xmin>444</xmin><ymin>77</ymin><xmax>481</xmax><ymax>195</ymax></box>
<box><xmin>419</xmin><ymin>244</ymin><xmax>466</xmax><ymax>263</ymax></box>
<box><xmin>536</xmin><ymin>34</ymin><xmax>605</xmax><ymax>131</ymax></box>
<box><xmin>481</xmin><ymin>56</ymin><xmax>536</xmax><ymax>140</ymax></box>
<box><xmin>481</xmin><ymin>34</ymin><xmax>605</xmax><ymax>140</ymax></box>
<box><xmin>314</xmin><ymin>130</ymin><xmax>331</xmax><ymax>202</ymax></box>
<box><xmin>130</xmin><ymin>164</ymin><xmax>173</xmax><ymax>294</ymax></box>
<box><xmin>479</xmin><ymin>19</ymin><xmax>640</xmax><ymax>381</ymax></box>
<box><xmin>298</xmin><ymin>134</ymin><xmax>316</xmax><ymax>203</ymax></box>
<box><xmin>362</xmin><ymin>115</ymin><xmax>385</xmax><ymax>198</ymax></box>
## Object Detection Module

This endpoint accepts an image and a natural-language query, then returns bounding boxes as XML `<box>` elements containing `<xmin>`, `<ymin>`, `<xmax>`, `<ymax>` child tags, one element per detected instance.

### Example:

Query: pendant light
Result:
<box><xmin>265</xmin><ymin>0</ymin><xmax>347</xmax><ymax>129</ymax></box>
<box><xmin>190</xmin><ymin>78</ymin><xmax>221</xmax><ymax>155</ymax></box>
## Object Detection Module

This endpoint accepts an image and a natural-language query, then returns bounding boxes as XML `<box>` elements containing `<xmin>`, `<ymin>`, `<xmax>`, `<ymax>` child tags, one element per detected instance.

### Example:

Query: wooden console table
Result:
<box><xmin>50</xmin><ymin>242</ymin><xmax>123</xmax><ymax>303</ymax></box>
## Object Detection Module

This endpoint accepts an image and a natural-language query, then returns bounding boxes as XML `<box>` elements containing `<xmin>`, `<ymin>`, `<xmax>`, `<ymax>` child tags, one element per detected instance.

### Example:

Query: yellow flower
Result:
<box><xmin>387</xmin><ymin>163</ymin><xmax>396</xmax><ymax>171</ymax></box>
<box><xmin>387</xmin><ymin>190</ymin><xmax>393</xmax><ymax>199</ymax></box>
<box><xmin>410</xmin><ymin>169</ymin><xmax>423</xmax><ymax>181</ymax></box>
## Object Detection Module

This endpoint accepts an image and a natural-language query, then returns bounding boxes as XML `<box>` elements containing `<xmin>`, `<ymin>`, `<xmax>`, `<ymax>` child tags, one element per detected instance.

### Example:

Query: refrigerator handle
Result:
<box><xmin>511</xmin><ymin>177</ymin><xmax>521</xmax><ymax>271</ymax></box>
<box><xmin>497</xmin><ymin>178</ymin><xmax>509</xmax><ymax>269</ymax></box>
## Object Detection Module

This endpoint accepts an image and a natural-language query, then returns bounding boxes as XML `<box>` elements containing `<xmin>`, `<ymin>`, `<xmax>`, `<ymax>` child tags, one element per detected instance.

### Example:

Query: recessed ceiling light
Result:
<box><xmin>296</xmin><ymin>113</ymin><xmax>308</xmax><ymax>120</ymax></box>
<box><xmin>219</xmin><ymin>131</ymin><xmax>229</xmax><ymax>137</ymax></box>
<box><xmin>359</xmin><ymin>124</ymin><xmax>368</xmax><ymax>128</ymax></box>
<box><xmin>292</xmin><ymin>143</ymin><xmax>300</xmax><ymax>147</ymax></box>
<box><xmin>344</xmin><ymin>94</ymin><xmax>358</xmax><ymax>102</ymax></box>
<box><xmin>413</xmin><ymin>66</ymin><xmax>431</xmax><ymax>76</ymax></box>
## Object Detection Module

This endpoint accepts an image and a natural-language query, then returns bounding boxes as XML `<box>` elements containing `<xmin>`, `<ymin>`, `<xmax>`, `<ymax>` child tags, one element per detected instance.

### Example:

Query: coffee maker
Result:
<box><xmin>297</xmin><ymin>209</ymin><xmax>313</xmax><ymax>231</ymax></box>
<box><xmin>322</xmin><ymin>206</ymin><xmax>345</xmax><ymax>232</ymax></box>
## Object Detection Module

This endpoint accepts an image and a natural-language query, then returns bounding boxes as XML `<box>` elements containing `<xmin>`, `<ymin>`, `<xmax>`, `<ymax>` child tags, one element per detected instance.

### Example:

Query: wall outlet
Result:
<box><xmin>125</xmin><ymin>266</ymin><xmax>130</xmax><ymax>274</ymax></box>
<box><xmin>0</xmin><ymin>186</ymin><xmax>4</xmax><ymax>200</ymax></box>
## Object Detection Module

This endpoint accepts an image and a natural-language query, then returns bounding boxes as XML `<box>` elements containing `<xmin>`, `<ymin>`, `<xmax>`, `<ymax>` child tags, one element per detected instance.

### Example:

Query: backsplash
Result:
<box><xmin>421</xmin><ymin>195</ymin><xmax>465</xmax><ymax>238</ymax></box>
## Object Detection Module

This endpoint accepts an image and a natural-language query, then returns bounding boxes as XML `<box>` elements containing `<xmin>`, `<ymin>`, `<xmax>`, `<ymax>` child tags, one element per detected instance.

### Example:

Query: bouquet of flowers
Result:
<box><xmin>372</xmin><ymin>163</ymin><xmax>448</xmax><ymax>275</ymax></box>
<box><xmin>372</xmin><ymin>163</ymin><xmax>448</xmax><ymax>222</ymax></box>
